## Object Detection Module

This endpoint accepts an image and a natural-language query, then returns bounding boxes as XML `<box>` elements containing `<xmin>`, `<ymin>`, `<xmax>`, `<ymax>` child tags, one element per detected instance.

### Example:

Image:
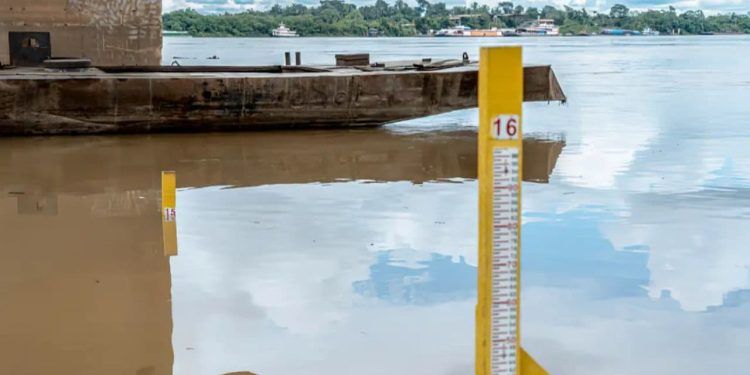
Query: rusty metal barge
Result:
<box><xmin>0</xmin><ymin>62</ymin><xmax>565</xmax><ymax>135</ymax></box>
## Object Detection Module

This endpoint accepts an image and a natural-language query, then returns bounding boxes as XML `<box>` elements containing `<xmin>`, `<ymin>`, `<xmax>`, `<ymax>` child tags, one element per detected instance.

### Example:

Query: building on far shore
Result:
<box><xmin>0</xmin><ymin>0</ymin><xmax>162</xmax><ymax>66</ymax></box>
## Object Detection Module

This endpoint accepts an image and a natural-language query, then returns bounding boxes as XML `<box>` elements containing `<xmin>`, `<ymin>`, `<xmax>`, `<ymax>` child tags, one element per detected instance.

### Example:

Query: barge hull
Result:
<box><xmin>0</xmin><ymin>66</ymin><xmax>565</xmax><ymax>135</ymax></box>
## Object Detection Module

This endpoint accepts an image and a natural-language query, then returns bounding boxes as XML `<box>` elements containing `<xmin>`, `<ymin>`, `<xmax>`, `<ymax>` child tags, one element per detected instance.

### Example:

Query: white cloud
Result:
<box><xmin>171</xmin><ymin>181</ymin><xmax>479</xmax><ymax>373</ymax></box>
<box><xmin>164</xmin><ymin>0</ymin><xmax>269</xmax><ymax>13</ymax></box>
<box><xmin>173</xmin><ymin>181</ymin><xmax>477</xmax><ymax>334</ymax></box>
<box><xmin>524</xmin><ymin>285</ymin><xmax>750</xmax><ymax>375</ymax></box>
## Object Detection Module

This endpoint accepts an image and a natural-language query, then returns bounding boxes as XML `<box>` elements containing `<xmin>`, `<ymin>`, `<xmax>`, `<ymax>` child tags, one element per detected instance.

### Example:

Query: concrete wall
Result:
<box><xmin>0</xmin><ymin>0</ymin><xmax>162</xmax><ymax>66</ymax></box>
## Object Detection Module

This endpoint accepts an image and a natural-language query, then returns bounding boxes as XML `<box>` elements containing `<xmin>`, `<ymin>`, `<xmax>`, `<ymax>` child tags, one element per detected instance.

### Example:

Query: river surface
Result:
<box><xmin>2</xmin><ymin>36</ymin><xmax>750</xmax><ymax>375</ymax></box>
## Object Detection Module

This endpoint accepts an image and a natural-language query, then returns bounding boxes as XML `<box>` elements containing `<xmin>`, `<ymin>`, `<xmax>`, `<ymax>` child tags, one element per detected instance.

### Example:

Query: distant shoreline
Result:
<box><xmin>164</xmin><ymin>33</ymin><xmax>748</xmax><ymax>38</ymax></box>
<box><xmin>163</xmin><ymin>2</ymin><xmax>750</xmax><ymax>38</ymax></box>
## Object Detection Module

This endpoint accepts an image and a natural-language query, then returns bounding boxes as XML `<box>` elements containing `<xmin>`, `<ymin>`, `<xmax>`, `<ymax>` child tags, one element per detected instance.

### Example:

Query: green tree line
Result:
<box><xmin>163</xmin><ymin>1</ymin><xmax>750</xmax><ymax>37</ymax></box>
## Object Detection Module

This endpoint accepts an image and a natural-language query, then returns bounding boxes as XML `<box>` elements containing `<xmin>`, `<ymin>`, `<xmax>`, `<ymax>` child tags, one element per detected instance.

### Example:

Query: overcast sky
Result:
<box><xmin>163</xmin><ymin>0</ymin><xmax>750</xmax><ymax>14</ymax></box>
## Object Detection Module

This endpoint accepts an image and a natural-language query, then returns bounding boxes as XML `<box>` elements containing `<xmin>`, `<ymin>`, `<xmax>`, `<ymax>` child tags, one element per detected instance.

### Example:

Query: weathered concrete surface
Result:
<box><xmin>0</xmin><ymin>0</ymin><xmax>162</xmax><ymax>66</ymax></box>
<box><xmin>0</xmin><ymin>65</ymin><xmax>566</xmax><ymax>135</ymax></box>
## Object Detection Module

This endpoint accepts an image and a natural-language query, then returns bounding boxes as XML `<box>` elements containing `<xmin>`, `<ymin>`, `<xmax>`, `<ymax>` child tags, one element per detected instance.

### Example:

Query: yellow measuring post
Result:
<box><xmin>476</xmin><ymin>46</ymin><xmax>548</xmax><ymax>375</ymax></box>
<box><xmin>161</xmin><ymin>171</ymin><xmax>178</xmax><ymax>257</ymax></box>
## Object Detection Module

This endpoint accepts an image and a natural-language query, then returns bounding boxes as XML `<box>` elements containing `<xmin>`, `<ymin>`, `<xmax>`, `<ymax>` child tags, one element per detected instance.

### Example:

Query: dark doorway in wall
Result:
<box><xmin>9</xmin><ymin>32</ymin><xmax>51</xmax><ymax>66</ymax></box>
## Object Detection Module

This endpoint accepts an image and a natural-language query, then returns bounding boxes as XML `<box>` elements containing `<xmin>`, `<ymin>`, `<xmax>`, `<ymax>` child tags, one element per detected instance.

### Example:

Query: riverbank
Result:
<box><xmin>165</xmin><ymin>32</ymin><xmax>748</xmax><ymax>38</ymax></box>
<box><xmin>163</xmin><ymin>3</ymin><xmax>750</xmax><ymax>38</ymax></box>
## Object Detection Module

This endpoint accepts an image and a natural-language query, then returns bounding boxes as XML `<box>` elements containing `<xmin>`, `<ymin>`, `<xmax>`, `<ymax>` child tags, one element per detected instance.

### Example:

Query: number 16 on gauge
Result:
<box><xmin>492</xmin><ymin>115</ymin><xmax>520</xmax><ymax>140</ymax></box>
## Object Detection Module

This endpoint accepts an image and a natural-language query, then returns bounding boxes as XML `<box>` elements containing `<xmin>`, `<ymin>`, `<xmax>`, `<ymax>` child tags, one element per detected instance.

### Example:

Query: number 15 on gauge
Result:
<box><xmin>491</xmin><ymin>115</ymin><xmax>520</xmax><ymax>140</ymax></box>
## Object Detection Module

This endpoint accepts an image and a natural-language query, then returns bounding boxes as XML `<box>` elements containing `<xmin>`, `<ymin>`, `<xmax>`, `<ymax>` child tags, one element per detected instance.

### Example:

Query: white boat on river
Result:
<box><xmin>272</xmin><ymin>23</ymin><xmax>298</xmax><ymax>37</ymax></box>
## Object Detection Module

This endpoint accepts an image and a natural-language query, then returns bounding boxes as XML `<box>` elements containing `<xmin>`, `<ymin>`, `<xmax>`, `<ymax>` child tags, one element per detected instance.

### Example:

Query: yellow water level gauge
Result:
<box><xmin>477</xmin><ymin>46</ymin><xmax>548</xmax><ymax>375</ymax></box>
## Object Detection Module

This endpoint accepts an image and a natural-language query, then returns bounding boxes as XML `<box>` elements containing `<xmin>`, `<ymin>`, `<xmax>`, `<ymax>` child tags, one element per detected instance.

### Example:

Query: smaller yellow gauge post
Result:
<box><xmin>161</xmin><ymin>171</ymin><xmax>178</xmax><ymax>256</ymax></box>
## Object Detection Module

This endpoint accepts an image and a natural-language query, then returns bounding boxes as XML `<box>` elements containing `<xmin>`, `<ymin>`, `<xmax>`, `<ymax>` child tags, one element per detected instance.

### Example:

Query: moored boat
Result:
<box><xmin>501</xmin><ymin>28</ymin><xmax>520</xmax><ymax>37</ymax></box>
<box><xmin>601</xmin><ymin>28</ymin><xmax>642</xmax><ymax>36</ymax></box>
<box><xmin>272</xmin><ymin>23</ymin><xmax>298</xmax><ymax>37</ymax></box>
<box><xmin>435</xmin><ymin>25</ymin><xmax>472</xmax><ymax>37</ymax></box>
<box><xmin>642</xmin><ymin>27</ymin><xmax>660</xmax><ymax>36</ymax></box>
<box><xmin>517</xmin><ymin>18</ymin><xmax>560</xmax><ymax>36</ymax></box>
<box><xmin>468</xmin><ymin>28</ymin><xmax>503</xmax><ymax>37</ymax></box>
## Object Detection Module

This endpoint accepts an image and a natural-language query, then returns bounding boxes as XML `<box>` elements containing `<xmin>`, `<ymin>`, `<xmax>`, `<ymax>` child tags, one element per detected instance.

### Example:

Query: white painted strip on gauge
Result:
<box><xmin>490</xmin><ymin>147</ymin><xmax>519</xmax><ymax>375</ymax></box>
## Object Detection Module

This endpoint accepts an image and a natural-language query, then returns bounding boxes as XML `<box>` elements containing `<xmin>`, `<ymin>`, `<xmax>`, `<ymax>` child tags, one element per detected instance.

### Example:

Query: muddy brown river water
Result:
<box><xmin>0</xmin><ymin>130</ymin><xmax>562</xmax><ymax>375</ymax></box>
<box><xmin>2</xmin><ymin>35</ymin><xmax>750</xmax><ymax>375</ymax></box>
